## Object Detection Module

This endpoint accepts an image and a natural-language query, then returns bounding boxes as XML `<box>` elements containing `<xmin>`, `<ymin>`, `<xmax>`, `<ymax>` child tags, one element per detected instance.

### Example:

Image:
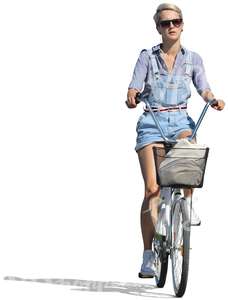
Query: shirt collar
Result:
<box><xmin>152</xmin><ymin>43</ymin><xmax>186</xmax><ymax>55</ymax></box>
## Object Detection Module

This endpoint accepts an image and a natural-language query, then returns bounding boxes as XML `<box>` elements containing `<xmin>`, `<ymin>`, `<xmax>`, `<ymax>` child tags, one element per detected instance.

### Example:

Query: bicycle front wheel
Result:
<box><xmin>154</xmin><ymin>234</ymin><xmax>168</xmax><ymax>288</ymax></box>
<box><xmin>171</xmin><ymin>199</ymin><xmax>191</xmax><ymax>297</ymax></box>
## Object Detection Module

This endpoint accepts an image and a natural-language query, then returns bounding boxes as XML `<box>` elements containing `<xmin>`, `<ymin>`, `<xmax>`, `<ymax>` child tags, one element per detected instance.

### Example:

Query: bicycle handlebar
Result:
<box><xmin>208</xmin><ymin>99</ymin><xmax>219</xmax><ymax>107</ymax></box>
<box><xmin>130</xmin><ymin>92</ymin><xmax>218</xmax><ymax>144</ymax></box>
<box><xmin>135</xmin><ymin>92</ymin><xmax>218</xmax><ymax>108</ymax></box>
<box><xmin>190</xmin><ymin>98</ymin><xmax>218</xmax><ymax>140</ymax></box>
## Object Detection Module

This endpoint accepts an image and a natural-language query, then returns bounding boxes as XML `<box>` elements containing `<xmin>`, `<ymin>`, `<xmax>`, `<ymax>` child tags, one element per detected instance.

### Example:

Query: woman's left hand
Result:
<box><xmin>212</xmin><ymin>99</ymin><xmax>225</xmax><ymax>111</ymax></box>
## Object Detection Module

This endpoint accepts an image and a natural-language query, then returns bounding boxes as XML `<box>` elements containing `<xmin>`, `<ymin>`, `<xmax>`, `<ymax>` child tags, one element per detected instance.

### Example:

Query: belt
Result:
<box><xmin>144</xmin><ymin>105</ymin><xmax>187</xmax><ymax>113</ymax></box>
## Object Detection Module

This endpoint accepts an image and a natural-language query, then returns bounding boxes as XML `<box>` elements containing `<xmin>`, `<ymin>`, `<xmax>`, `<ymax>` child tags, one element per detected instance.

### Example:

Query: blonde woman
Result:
<box><xmin>126</xmin><ymin>3</ymin><xmax>225</xmax><ymax>278</ymax></box>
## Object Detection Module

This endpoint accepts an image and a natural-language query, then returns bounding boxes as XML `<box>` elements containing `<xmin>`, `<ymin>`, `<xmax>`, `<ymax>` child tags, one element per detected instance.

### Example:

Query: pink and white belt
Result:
<box><xmin>144</xmin><ymin>104</ymin><xmax>187</xmax><ymax>113</ymax></box>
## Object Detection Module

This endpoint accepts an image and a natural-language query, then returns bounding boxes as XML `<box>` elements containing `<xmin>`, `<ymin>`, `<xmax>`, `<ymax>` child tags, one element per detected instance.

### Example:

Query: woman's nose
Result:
<box><xmin>169</xmin><ymin>21</ymin><xmax>175</xmax><ymax>28</ymax></box>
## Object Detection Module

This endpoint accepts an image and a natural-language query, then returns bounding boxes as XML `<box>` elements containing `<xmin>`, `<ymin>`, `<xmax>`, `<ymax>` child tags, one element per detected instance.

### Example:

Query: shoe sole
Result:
<box><xmin>138</xmin><ymin>272</ymin><xmax>154</xmax><ymax>278</ymax></box>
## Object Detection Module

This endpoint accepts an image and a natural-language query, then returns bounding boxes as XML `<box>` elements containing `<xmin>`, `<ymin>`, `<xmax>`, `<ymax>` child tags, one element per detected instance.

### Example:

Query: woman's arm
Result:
<box><xmin>192</xmin><ymin>52</ymin><xmax>225</xmax><ymax>111</ymax></box>
<box><xmin>126</xmin><ymin>50</ymin><xmax>149</xmax><ymax>108</ymax></box>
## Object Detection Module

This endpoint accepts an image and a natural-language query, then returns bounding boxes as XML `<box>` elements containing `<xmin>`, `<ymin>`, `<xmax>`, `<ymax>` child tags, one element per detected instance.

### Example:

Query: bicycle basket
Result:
<box><xmin>153</xmin><ymin>146</ymin><xmax>209</xmax><ymax>188</ymax></box>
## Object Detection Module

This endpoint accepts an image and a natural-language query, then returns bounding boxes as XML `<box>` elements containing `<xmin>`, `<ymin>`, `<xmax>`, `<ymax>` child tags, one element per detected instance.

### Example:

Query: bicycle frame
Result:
<box><xmin>135</xmin><ymin>94</ymin><xmax>217</xmax><ymax>296</ymax></box>
<box><xmin>156</xmin><ymin>188</ymin><xmax>184</xmax><ymax>240</ymax></box>
<box><xmin>159</xmin><ymin>188</ymin><xmax>189</xmax><ymax>248</ymax></box>
<box><xmin>136</xmin><ymin>94</ymin><xmax>215</xmax><ymax>236</ymax></box>
<box><xmin>136</xmin><ymin>93</ymin><xmax>216</xmax><ymax>237</ymax></box>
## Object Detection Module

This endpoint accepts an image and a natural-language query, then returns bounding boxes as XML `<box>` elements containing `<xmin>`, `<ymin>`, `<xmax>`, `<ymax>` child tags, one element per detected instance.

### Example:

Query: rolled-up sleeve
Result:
<box><xmin>128</xmin><ymin>50</ymin><xmax>149</xmax><ymax>91</ymax></box>
<box><xmin>192</xmin><ymin>52</ymin><xmax>211</xmax><ymax>94</ymax></box>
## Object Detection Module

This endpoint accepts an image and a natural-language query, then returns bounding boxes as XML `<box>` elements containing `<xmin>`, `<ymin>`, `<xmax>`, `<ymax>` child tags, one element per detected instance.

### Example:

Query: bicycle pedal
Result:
<box><xmin>138</xmin><ymin>272</ymin><xmax>155</xmax><ymax>279</ymax></box>
<box><xmin>191</xmin><ymin>222</ymin><xmax>201</xmax><ymax>226</ymax></box>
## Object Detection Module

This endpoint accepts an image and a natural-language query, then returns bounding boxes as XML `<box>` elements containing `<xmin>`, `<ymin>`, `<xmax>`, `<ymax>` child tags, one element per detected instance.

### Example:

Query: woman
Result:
<box><xmin>126</xmin><ymin>3</ymin><xmax>225</xmax><ymax>278</ymax></box>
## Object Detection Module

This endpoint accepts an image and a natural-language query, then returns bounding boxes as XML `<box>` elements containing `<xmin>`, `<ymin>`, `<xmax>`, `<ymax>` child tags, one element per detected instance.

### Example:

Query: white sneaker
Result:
<box><xmin>138</xmin><ymin>250</ymin><xmax>156</xmax><ymax>278</ymax></box>
<box><xmin>184</xmin><ymin>198</ymin><xmax>201</xmax><ymax>226</ymax></box>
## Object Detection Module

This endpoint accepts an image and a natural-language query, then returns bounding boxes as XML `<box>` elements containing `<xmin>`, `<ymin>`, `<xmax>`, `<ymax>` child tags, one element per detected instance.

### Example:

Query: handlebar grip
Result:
<box><xmin>135</xmin><ymin>92</ymin><xmax>141</xmax><ymax>104</ymax></box>
<box><xmin>125</xmin><ymin>92</ymin><xmax>141</xmax><ymax>107</ymax></box>
<box><xmin>209</xmin><ymin>99</ymin><xmax>218</xmax><ymax>107</ymax></box>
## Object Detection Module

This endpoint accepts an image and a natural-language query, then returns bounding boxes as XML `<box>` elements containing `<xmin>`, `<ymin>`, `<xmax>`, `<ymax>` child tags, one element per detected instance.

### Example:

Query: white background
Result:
<box><xmin>0</xmin><ymin>0</ymin><xmax>227</xmax><ymax>299</ymax></box>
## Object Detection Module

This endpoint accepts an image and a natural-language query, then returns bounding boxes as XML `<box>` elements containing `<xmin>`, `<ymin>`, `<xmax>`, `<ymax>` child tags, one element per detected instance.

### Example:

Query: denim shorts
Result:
<box><xmin>135</xmin><ymin>110</ymin><xmax>195</xmax><ymax>152</ymax></box>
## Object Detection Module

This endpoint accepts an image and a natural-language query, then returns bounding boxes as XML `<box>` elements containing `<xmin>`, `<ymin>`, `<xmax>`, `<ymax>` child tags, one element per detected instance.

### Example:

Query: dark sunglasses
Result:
<box><xmin>159</xmin><ymin>18</ymin><xmax>183</xmax><ymax>28</ymax></box>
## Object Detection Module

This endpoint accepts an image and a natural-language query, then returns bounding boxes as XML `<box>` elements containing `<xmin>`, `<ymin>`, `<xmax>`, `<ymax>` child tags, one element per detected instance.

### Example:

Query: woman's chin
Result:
<box><xmin>165</xmin><ymin>35</ymin><xmax>179</xmax><ymax>42</ymax></box>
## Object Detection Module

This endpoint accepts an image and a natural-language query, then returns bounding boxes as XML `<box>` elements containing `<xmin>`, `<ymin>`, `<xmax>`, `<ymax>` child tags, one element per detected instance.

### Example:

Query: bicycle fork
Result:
<box><xmin>167</xmin><ymin>189</ymin><xmax>183</xmax><ymax>254</ymax></box>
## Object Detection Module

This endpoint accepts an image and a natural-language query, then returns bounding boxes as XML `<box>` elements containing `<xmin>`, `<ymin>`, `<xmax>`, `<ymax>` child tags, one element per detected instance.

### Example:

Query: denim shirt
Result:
<box><xmin>128</xmin><ymin>44</ymin><xmax>211</xmax><ymax>98</ymax></box>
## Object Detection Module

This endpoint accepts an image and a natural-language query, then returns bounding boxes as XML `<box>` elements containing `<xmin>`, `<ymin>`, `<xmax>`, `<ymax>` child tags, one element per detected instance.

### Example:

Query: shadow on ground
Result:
<box><xmin>4</xmin><ymin>276</ymin><xmax>174</xmax><ymax>298</ymax></box>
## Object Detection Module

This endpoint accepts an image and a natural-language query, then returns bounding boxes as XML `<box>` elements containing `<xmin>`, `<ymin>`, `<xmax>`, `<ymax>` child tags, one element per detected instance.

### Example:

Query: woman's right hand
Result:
<box><xmin>126</xmin><ymin>88</ymin><xmax>140</xmax><ymax>108</ymax></box>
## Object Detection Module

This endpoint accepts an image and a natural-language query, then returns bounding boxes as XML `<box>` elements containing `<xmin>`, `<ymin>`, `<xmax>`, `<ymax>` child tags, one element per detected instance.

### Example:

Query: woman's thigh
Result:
<box><xmin>176</xmin><ymin>130</ymin><xmax>196</xmax><ymax>143</ymax></box>
<box><xmin>137</xmin><ymin>143</ymin><xmax>164</xmax><ymax>197</ymax></box>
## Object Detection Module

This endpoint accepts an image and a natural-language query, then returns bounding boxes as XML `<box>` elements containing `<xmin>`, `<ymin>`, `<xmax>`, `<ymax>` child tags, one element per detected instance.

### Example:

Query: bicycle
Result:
<box><xmin>135</xmin><ymin>92</ymin><xmax>217</xmax><ymax>297</ymax></box>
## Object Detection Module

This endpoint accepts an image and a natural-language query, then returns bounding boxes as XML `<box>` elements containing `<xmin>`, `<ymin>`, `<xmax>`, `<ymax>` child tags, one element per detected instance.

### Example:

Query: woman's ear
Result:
<box><xmin>156</xmin><ymin>25</ymin><xmax>162</xmax><ymax>35</ymax></box>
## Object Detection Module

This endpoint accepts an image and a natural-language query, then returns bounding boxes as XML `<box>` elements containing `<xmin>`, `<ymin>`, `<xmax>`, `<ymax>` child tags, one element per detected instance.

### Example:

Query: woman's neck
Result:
<box><xmin>161</xmin><ymin>40</ymin><xmax>181</xmax><ymax>56</ymax></box>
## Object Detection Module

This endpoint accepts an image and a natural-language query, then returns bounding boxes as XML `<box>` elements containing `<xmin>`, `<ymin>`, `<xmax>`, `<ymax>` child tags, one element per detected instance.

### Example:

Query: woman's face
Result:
<box><xmin>157</xmin><ymin>10</ymin><xmax>183</xmax><ymax>42</ymax></box>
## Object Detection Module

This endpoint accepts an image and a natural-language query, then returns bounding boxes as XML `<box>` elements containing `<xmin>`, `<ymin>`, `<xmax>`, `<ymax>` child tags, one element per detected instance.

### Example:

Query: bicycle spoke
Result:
<box><xmin>172</xmin><ymin>206</ymin><xmax>184</xmax><ymax>289</ymax></box>
<box><xmin>171</xmin><ymin>199</ymin><xmax>191</xmax><ymax>297</ymax></box>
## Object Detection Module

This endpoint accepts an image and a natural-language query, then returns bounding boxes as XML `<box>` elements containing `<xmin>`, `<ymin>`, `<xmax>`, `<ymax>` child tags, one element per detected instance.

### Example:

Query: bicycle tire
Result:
<box><xmin>154</xmin><ymin>234</ymin><xmax>169</xmax><ymax>288</ymax></box>
<box><xmin>171</xmin><ymin>199</ymin><xmax>191</xmax><ymax>297</ymax></box>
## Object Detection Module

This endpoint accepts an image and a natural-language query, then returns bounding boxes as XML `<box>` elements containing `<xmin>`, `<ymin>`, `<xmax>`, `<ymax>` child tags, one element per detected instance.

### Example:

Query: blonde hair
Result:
<box><xmin>153</xmin><ymin>3</ymin><xmax>183</xmax><ymax>26</ymax></box>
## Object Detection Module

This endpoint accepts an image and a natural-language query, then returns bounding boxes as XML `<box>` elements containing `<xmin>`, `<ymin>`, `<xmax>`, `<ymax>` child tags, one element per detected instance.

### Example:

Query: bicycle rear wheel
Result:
<box><xmin>171</xmin><ymin>199</ymin><xmax>191</xmax><ymax>297</ymax></box>
<box><xmin>154</xmin><ymin>234</ymin><xmax>168</xmax><ymax>288</ymax></box>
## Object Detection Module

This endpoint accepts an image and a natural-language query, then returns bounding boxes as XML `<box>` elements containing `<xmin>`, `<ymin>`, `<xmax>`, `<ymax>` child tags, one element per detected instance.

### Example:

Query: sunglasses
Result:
<box><xmin>159</xmin><ymin>18</ymin><xmax>183</xmax><ymax>28</ymax></box>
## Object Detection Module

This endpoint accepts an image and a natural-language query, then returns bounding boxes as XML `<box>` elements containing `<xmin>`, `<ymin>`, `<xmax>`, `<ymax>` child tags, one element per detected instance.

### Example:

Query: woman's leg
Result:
<box><xmin>137</xmin><ymin>143</ymin><xmax>163</xmax><ymax>250</ymax></box>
